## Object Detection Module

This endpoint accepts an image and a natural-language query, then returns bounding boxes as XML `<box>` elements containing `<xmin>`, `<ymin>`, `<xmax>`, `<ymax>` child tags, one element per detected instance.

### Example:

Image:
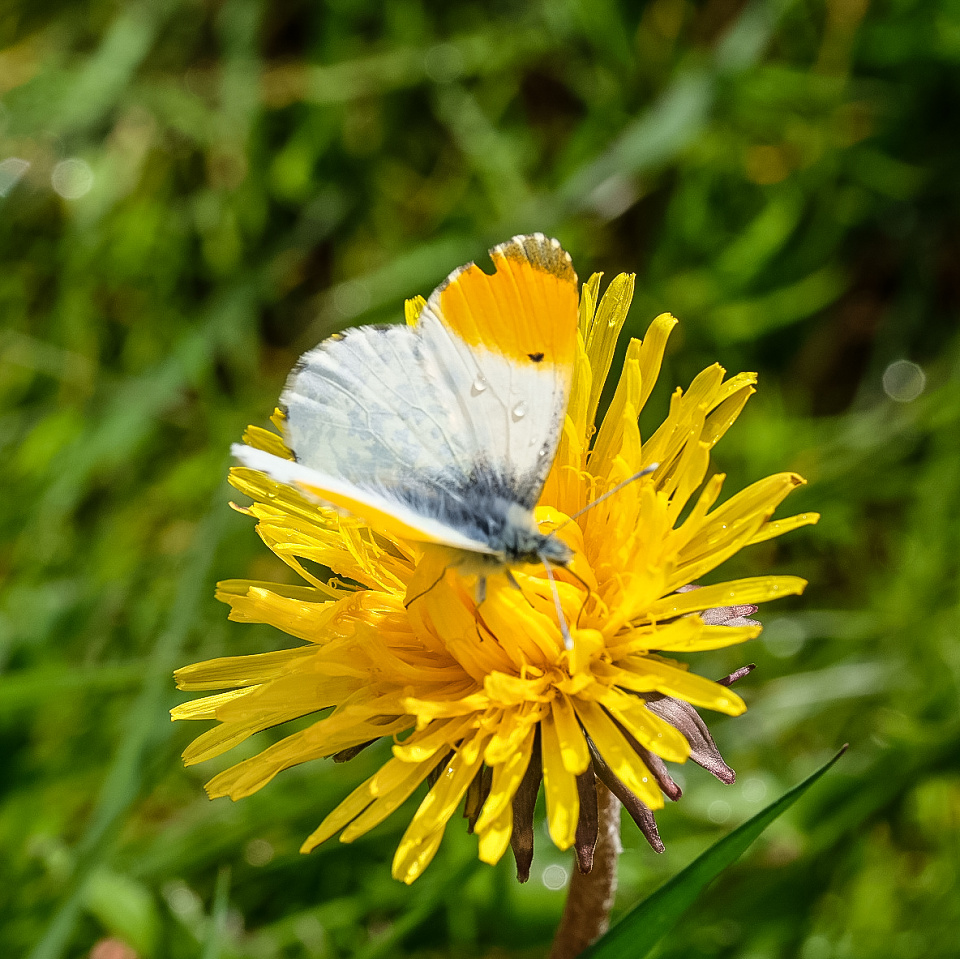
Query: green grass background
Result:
<box><xmin>2</xmin><ymin>0</ymin><xmax>959</xmax><ymax>956</ymax></box>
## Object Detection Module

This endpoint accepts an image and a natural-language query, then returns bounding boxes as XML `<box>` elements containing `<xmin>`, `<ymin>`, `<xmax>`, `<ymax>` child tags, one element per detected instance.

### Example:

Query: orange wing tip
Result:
<box><xmin>434</xmin><ymin>234</ymin><xmax>580</xmax><ymax>368</ymax></box>
<box><xmin>491</xmin><ymin>233</ymin><xmax>577</xmax><ymax>283</ymax></box>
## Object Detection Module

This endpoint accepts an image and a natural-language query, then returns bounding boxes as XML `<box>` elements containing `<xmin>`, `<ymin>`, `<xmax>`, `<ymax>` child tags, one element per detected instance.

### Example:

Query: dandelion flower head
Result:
<box><xmin>172</xmin><ymin>258</ymin><xmax>818</xmax><ymax>884</ymax></box>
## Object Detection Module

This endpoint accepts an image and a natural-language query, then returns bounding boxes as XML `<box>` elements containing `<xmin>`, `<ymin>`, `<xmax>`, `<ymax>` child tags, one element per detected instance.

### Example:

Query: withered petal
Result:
<box><xmin>427</xmin><ymin>749</ymin><xmax>454</xmax><ymax>789</ymax></box>
<box><xmin>574</xmin><ymin>764</ymin><xmax>599</xmax><ymax>874</ymax></box>
<box><xmin>588</xmin><ymin>741</ymin><xmax>664</xmax><ymax>854</ymax></box>
<box><xmin>610</xmin><ymin>713</ymin><xmax>682</xmax><ymax>801</ymax></box>
<box><xmin>511</xmin><ymin>727</ymin><xmax>543</xmax><ymax>883</ymax></box>
<box><xmin>718</xmin><ymin>614</ymin><xmax>760</xmax><ymax>626</ymax></box>
<box><xmin>464</xmin><ymin>763</ymin><xmax>493</xmax><ymax>834</ymax></box>
<box><xmin>331</xmin><ymin>739</ymin><xmax>378</xmax><ymax>763</ymax></box>
<box><xmin>718</xmin><ymin>663</ymin><xmax>756</xmax><ymax>687</ymax></box>
<box><xmin>645</xmin><ymin>697</ymin><xmax>736</xmax><ymax>784</ymax></box>
<box><xmin>676</xmin><ymin>583</ymin><xmax>759</xmax><ymax>625</ymax></box>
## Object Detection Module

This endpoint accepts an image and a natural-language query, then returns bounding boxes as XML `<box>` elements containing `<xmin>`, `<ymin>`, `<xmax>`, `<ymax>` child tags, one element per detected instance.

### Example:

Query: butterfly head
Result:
<box><xmin>495</xmin><ymin>502</ymin><xmax>573</xmax><ymax>568</ymax></box>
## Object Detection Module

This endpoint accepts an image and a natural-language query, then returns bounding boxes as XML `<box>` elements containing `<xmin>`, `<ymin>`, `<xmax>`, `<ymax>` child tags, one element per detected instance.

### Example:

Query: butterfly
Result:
<box><xmin>233</xmin><ymin>233</ymin><xmax>583</xmax><ymax>599</ymax></box>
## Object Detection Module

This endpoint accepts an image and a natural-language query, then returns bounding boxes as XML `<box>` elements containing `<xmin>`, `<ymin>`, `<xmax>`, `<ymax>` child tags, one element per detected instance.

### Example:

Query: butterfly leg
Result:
<box><xmin>475</xmin><ymin>576</ymin><xmax>487</xmax><ymax>605</ymax></box>
<box><xmin>505</xmin><ymin>568</ymin><xmax>522</xmax><ymax>591</ymax></box>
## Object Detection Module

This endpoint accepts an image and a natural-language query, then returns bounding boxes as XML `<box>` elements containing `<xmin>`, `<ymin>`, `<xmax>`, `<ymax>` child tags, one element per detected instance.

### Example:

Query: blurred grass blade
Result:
<box><xmin>28</xmin><ymin>503</ymin><xmax>228</xmax><ymax>959</ymax></box>
<box><xmin>584</xmin><ymin>746</ymin><xmax>848</xmax><ymax>959</ymax></box>
<box><xmin>201</xmin><ymin>866</ymin><xmax>233</xmax><ymax>959</ymax></box>
<box><xmin>352</xmin><ymin>856</ymin><xmax>478</xmax><ymax>959</ymax></box>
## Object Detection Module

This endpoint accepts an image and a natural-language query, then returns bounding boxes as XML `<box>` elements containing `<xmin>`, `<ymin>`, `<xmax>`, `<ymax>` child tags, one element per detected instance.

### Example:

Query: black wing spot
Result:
<box><xmin>528</xmin><ymin>351</ymin><xmax>545</xmax><ymax>363</ymax></box>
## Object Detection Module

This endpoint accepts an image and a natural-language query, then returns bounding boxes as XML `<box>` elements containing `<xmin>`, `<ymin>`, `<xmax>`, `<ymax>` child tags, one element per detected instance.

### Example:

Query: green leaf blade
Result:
<box><xmin>585</xmin><ymin>746</ymin><xmax>848</xmax><ymax>959</ymax></box>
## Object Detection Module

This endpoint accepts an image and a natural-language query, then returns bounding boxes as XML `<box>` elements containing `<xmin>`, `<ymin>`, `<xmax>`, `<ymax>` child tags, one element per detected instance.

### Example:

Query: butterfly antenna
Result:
<box><xmin>551</xmin><ymin>463</ymin><xmax>661</xmax><ymax>537</ymax></box>
<box><xmin>542</xmin><ymin>558</ymin><xmax>574</xmax><ymax>651</ymax></box>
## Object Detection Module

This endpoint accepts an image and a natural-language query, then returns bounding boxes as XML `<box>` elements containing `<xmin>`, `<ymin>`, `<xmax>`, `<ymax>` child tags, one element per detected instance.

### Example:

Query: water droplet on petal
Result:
<box><xmin>512</xmin><ymin>401</ymin><xmax>527</xmax><ymax>420</ymax></box>
<box><xmin>472</xmin><ymin>373</ymin><xmax>488</xmax><ymax>395</ymax></box>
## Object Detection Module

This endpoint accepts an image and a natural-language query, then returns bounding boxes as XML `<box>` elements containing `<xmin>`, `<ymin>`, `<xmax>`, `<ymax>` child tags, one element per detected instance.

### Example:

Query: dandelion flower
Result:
<box><xmin>172</xmin><ymin>262</ymin><xmax>818</xmax><ymax>885</ymax></box>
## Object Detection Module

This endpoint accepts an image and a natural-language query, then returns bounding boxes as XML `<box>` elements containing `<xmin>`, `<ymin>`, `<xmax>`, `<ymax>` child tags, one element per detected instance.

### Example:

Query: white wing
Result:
<box><xmin>231</xmin><ymin>445</ymin><xmax>496</xmax><ymax>552</ymax></box>
<box><xmin>238</xmin><ymin>234</ymin><xmax>580</xmax><ymax>553</ymax></box>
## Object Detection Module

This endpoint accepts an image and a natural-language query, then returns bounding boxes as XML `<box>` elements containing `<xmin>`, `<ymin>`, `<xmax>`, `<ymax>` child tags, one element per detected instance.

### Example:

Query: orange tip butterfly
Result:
<box><xmin>233</xmin><ymin>234</ymin><xmax>581</xmax><ymax>577</ymax></box>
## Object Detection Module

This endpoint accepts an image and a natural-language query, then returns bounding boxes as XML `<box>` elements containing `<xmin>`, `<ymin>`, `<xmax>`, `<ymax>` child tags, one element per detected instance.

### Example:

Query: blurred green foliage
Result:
<box><xmin>1</xmin><ymin>0</ymin><xmax>959</xmax><ymax>956</ymax></box>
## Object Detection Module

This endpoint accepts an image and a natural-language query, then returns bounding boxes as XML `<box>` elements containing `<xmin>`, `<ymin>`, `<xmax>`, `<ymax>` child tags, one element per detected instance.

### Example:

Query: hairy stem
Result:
<box><xmin>549</xmin><ymin>782</ymin><xmax>622</xmax><ymax>959</ymax></box>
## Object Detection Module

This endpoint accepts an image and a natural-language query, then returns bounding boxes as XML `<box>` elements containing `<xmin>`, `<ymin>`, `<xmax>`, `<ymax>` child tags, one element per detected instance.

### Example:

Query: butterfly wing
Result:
<box><xmin>234</xmin><ymin>234</ymin><xmax>580</xmax><ymax>553</ymax></box>
<box><xmin>232</xmin><ymin>445</ymin><xmax>497</xmax><ymax>552</ymax></box>
<box><xmin>419</xmin><ymin>232</ymin><xmax>579</xmax><ymax>508</ymax></box>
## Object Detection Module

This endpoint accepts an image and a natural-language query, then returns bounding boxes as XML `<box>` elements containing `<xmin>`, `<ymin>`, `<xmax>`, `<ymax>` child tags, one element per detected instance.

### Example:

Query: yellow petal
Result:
<box><xmin>594</xmin><ymin>685</ymin><xmax>690</xmax><ymax>760</ymax></box>
<box><xmin>643</xmin><ymin>576</ymin><xmax>807</xmax><ymax>621</ymax></box>
<box><xmin>182</xmin><ymin>719</ymin><xmax>263</xmax><ymax>766</ymax></box>
<box><xmin>341</xmin><ymin>757</ymin><xmax>437</xmax><ymax>842</ymax></box>
<box><xmin>474</xmin><ymin>724</ymin><xmax>535</xmax><ymax>834</ymax></box>
<box><xmin>589</xmin><ymin>340</ymin><xmax>642</xmax><ymax>478</ymax></box>
<box><xmin>540</xmin><ymin>711</ymin><xmax>580</xmax><ymax>849</ymax></box>
<box><xmin>392</xmin><ymin>715</ymin><xmax>478</xmax><ymax>763</ymax></box>
<box><xmin>300</xmin><ymin>776</ymin><xmax>376</xmax><ymax>853</ymax></box>
<box><xmin>574</xmin><ymin>699</ymin><xmax>663</xmax><ymax>808</ymax></box>
<box><xmin>702</xmin><ymin>381</ymin><xmax>755</xmax><ymax>448</ymax></box>
<box><xmin>174</xmin><ymin>645</ymin><xmax>315</xmax><ymax>691</ymax></box>
<box><xmin>551</xmin><ymin>695</ymin><xmax>591</xmax><ymax>775</ymax></box>
<box><xmin>171</xmin><ymin>687</ymin><xmax>253</xmax><ymax>720</ymax></box>
<box><xmin>421</xmin><ymin>575</ymin><xmax>518</xmax><ymax>679</ymax></box>
<box><xmin>391</xmin><ymin>734</ymin><xmax>488</xmax><ymax>881</ymax></box>
<box><xmin>621</xmin><ymin>657</ymin><xmax>747</xmax><ymax>715</ymax></box>
<box><xmin>748</xmin><ymin>511</ymin><xmax>820</xmax><ymax>544</ymax></box>
<box><xmin>480</xmin><ymin>586</ymin><xmax>563</xmax><ymax>664</ymax></box>
<box><xmin>484</xmin><ymin>703</ymin><xmax>544</xmax><ymax>765</ymax></box>
<box><xmin>394</xmin><ymin>823</ymin><xmax>446</xmax><ymax>885</ymax></box>
<box><xmin>242</xmin><ymin>423</ymin><xmax>293</xmax><ymax>460</ymax></box>
<box><xmin>477</xmin><ymin>802</ymin><xmax>514</xmax><ymax>865</ymax></box>
<box><xmin>484</xmin><ymin>670</ymin><xmax>551</xmax><ymax>707</ymax></box>
<box><xmin>678</xmin><ymin>473</ymin><xmax>806</xmax><ymax>560</ymax></box>
<box><xmin>405</xmin><ymin>295</ymin><xmax>427</xmax><ymax>326</ymax></box>
<box><xmin>635</xmin><ymin>312</ymin><xmax>677</xmax><ymax>413</ymax></box>
<box><xmin>636</xmin><ymin>621</ymin><xmax>761</xmax><ymax>653</ymax></box>
<box><xmin>583</xmin><ymin>273</ymin><xmax>636</xmax><ymax>429</ymax></box>
<box><xmin>606</xmin><ymin>616</ymin><xmax>702</xmax><ymax>658</ymax></box>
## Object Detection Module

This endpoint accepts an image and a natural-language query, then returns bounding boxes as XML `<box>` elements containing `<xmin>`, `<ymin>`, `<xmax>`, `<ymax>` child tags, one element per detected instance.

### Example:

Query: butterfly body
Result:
<box><xmin>381</xmin><ymin>464</ymin><xmax>573</xmax><ymax>567</ymax></box>
<box><xmin>233</xmin><ymin>233</ymin><xmax>580</xmax><ymax>578</ymax></box>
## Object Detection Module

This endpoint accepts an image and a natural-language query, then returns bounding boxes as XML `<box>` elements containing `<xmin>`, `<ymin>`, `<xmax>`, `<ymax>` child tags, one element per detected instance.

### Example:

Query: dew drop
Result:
<box><xmin>642</xmin><ymin>776</ymin><xmax>648</xmax><ymax>783</ymax></box>
<box><xmin>538</xmin><ymin>443</ymin><xmax>550</xmax><ymax>458</ymax></box>
<box><xmin>472</xmin><ymin>373</ymin><xmax>488</xmax><ymax>395</ymax></box>
<box><xmin>512</xmin><ymin>401</ymin><xmax>527</xmax><ymax>420</ymax></box>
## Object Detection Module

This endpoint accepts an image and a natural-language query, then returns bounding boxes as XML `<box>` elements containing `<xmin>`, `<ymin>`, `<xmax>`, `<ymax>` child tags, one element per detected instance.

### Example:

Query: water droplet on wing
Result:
<box><xmin>472</xmin><ymin>374</ymin><xmax>488</xmax><ymax>395</ymax></box>
<box><xmin>512</xmin><ymin>401</ymin><xmax>527</xmax><ymax>420</ymax></box>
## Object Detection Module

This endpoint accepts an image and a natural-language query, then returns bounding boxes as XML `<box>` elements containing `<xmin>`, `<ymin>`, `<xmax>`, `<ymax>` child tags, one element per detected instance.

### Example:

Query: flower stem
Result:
<box><xmin>549</xmin><ymin>782</ymin><xmax>622</xmax><ymax>959</ymax></box>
